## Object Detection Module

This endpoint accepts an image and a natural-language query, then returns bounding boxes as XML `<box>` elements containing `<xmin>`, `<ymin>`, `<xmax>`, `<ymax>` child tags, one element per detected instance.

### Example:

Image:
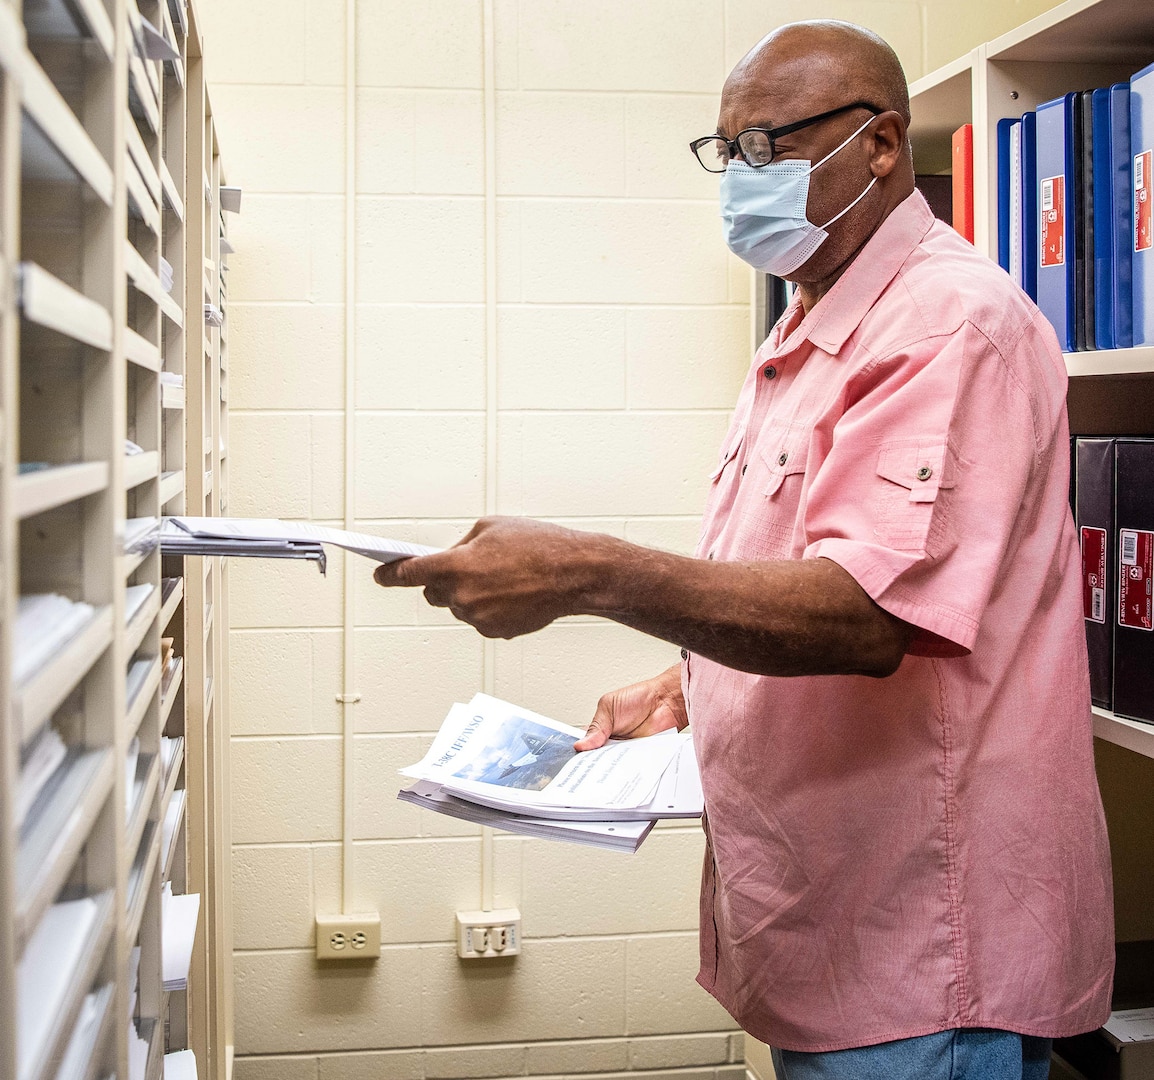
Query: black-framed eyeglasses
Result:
<box><xmin>689</xmin><ymin>101</ymin><xmax>883</xmax><ymax>173</ymax></box>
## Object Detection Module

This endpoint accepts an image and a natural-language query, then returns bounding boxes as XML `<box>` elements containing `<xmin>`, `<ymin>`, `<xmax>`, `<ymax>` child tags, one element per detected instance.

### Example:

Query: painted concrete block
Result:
<box><xmin>231</xmin><ymin>737</ymin><xmax>343</xmax><ymax>843</ymax></box>
<box><xmin>230</xmin><ymin>304</ymin><xmax>345</xmax><ymax>412</ymax></box>
<box><xmin>356</xmin><ymin>305</ymin><xmax>485</xmax><ymax>411</ymax></box>
<box><xmin>517</xmin><ymin>0</ymin><xmax>725</xmax><ymax>93</ymax></box>
<box><xmin>496</xmin><ymin>306</ymin><xmax>626</xmax><ymax>410</ymax></box>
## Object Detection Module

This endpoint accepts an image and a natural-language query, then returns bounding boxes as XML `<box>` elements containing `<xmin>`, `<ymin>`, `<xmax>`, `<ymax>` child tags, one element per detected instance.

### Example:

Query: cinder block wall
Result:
<box><xmin>195</xmin><ymin>1</ymin><xmax>1056</xmax><ymax>1078</ymax></box>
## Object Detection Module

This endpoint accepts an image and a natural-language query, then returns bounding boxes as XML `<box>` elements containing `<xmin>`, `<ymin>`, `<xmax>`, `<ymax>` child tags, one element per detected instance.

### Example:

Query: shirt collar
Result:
<box><xmin>772</xmin><ymin>190</ymin><xmax>935</xmax><ymax>357</ymax></box>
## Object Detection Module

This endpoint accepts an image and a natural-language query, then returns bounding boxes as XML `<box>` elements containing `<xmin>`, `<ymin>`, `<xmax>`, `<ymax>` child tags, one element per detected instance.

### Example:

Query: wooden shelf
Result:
<box><xmin>125</xmin><ymin>110</ymin><xmax>161</xmax><ymax>201</ymax></box>
<box><xmin>161</xmin><ymin>737</ymin><xmax>185</xmax><ymax>813</ymax></box>
<box><xmin>159</xmin><ymin>469</ymin><xmax>185</xmax><ymax>506</ymax></box>
<box><xmin>20</xmin><ymin>890</ymin><xmax>115</xmax><ymax>1080</ymax></box>
<box><xmin>1065</xmin><ymin>346</ymin><xmax>1154</xmax><ymax>378</ymax></box>
<box><xmin>125</xmin><ymin>326</ymin><xmax>162</xmax><ymax>372</ymax></box>
<box><xmin>13</xmin><ymin>606</ymin><xmax>114</xmax><ymax>744</ymax></box>
<box><xmin>15</xmin><ymin>751</ymin><xmax>115</xmax><ymax>949</ymax></box>
<box><xmin>126</xmin><ymin>155</ymin><xmax>161</xmax><ymax>235</ymax></box>
<box><xmin>125</xmin><ymin>585</ymin><xmax>161</xmax><ymax>656</ymax></box>
<box><xmin>19</xmin><ymin>50</ymin><xmax>114</xmax><ymax>205</ymax></box>
<box><xmin>161</xmin><ymin>791</ymin><xmax>186</xmax><ymax>880</ymax></box>
<box><xmin>160</xmin><ymin>577</ymin><xmax>184</xmax><ymax>629</ymax></box>
<box><xmin>125</xmin><ymin>756</ymin><xmax>160</xmax><ymax>868</ymax></box>
<box><xmin>17</xmin><ymin>263</ymin><xmax>113</xmax><ymax>351</ymax></box>
<box><xmin>15</xmin><ymin>462</ymin><xmax>108</xmax><ymax>520</ymax></box>
<box><xmin>127</xmin><ymin>50</ymin><xmax>160</xmax><ymax>133</ymax></box>
<box><xmin>1093</xmin><ymin>708</ymin><xmax>1154</xmax><ymax>760</ymax></box>
<box><xmin>126</xmin><ymin>658</ymin><xmax>163</xmax><ymax>739</ymax></box>
<box><xmin>124</xmin><ymin>449</ymin><xmax>160</xmax><ymax>490</ymax></box>
<box><xmin>160</xmin><ymin>157</ymin><xmax>184</xmax><ymax>221</ymax></box>
<box><xmin>21</xmin><ymin>0</ymin><xmax>115</xmax><ymax>60</ymax></box>
<box><xmin>160</xmin><ymin>659</ymin><xmax>184</xmax><ymax>729</ymax></box>
<box><xmin>126</xmin><ymin>826</ymin><xmax>160</xmax><ymax>947</ymax></box>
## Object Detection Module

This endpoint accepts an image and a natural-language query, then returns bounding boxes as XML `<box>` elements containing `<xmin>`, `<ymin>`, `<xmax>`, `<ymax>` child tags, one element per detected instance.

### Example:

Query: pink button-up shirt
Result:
<box><xmin>687</xmin><ymin>191</ymin><xmax>1114</xmax><ymax>1052</ymax></box>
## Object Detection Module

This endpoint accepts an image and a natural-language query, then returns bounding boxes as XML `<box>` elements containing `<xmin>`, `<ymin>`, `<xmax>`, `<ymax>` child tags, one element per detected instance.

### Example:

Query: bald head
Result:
<box><xmin>727</xmin><ymin>21</ymin><xmax>910</xmax><ymax>126</ymax></box>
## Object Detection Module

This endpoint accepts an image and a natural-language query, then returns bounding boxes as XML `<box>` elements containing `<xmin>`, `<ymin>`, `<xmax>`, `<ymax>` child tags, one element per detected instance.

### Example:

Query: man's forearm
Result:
<box><xmin>571</xmin><ymin>533</ymin><xmax>913</xmax><ymax>678</ymax></box>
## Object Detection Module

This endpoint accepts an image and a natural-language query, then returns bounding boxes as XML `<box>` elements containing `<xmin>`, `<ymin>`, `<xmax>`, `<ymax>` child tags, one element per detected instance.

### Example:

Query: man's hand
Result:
<box><xmin>574</xmin><ymin>664</ymin><xmax>687</xmax><ymax>751</ymax></box>
<box><xmin>372</xmin><ymin>516</ymin><xmax>611</xmax><ymax>639</ymax></box>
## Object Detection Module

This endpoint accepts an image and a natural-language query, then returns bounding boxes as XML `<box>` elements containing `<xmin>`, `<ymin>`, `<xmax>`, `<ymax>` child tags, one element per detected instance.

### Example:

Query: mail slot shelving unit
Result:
<box><xmin>0</xmin><ymin>0</ymin><xmax>233</xmax><ymax>1078</ymax></box>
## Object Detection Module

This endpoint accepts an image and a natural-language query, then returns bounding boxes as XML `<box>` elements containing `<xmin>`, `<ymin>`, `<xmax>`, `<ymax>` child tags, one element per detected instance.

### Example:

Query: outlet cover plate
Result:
<box><xmin>456</xmin><ymin>908</ymin><xmax>521</xmax><ymax>959</ymax></box>
<box><xmin>315</xmin><ymin>913</ymin><xmax>381</xmax><ymax>960</ymax></box>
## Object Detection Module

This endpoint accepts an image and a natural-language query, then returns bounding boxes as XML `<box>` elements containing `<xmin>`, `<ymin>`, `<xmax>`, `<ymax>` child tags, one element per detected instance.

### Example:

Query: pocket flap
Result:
<box><xmin>876</xmin><ymin>443</ymin><xmax>955</xmax><ymax>504</ymax></box>
<box><xmin>709</xmin><ymin>430</ymin><xmax>744</xmax><ymax>481</ymax></box>
<box><xmin>759</xmin><ymin>424</ymin><xmax>810</xmax><ymax>497</ymax></box>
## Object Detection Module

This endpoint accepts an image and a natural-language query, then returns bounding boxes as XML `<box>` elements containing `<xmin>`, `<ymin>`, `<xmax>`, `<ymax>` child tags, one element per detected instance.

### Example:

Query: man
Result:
<box><xmin>374</xmin><ymin>21</ymin><xmax>1114</xmax><ymax>1080</ymax></box>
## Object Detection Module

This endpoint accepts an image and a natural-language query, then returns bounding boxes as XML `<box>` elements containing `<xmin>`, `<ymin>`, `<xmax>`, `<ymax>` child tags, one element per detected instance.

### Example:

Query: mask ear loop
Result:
<box><xmin>806</xmin><ymin>114</ymin><xmax>880</xmax><ymax>230</ymax></box>
<box><xmin>806</xmin><ymin>114</ymin><xmax>877</xmax><ymax>175</ymax></box>
<box><xmin>819</xmin><ymin>175</ymin><xmax>877</xmax><ymax>230</ymax></box>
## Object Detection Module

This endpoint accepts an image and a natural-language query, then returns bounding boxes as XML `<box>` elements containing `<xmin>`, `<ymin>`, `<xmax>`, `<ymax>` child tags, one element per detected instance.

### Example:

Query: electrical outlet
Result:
<box><xmin>456</xmin><ymin>908</ymin><xmax>521</xmax><ymax>959</ymax></box>
<box><xmin>315</xmin><ymin>913</ymin><xmax>381</xmax><ymax>960</ymax></box>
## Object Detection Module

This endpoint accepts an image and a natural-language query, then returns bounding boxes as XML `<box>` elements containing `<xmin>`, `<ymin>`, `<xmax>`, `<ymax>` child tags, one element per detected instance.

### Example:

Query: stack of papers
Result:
<box><xmin>55</xmin><ymin>983</ymin><xmax>113</xmax><ymax>1080</ymax></box>
<box><xmin>125</xmin><ymin>583</ymin><xmax>154</xmax><ymax>624</ymax></box>
<box><xmin>161</xmin><ymin>885</ymin><xmax>200</xmax><ymax>991</ymax></box>
<box><xmin>159</xmin><ymin>517</ymin><xmax>439</xmax><ymax>574</ymax></box>
<box><xmin>399</xmin><ymin>694</ymin><xmax>702</xmax><ymax>852</ymax></box>
<box><xmin>16</xmin><ymin>727</ymin><xmax>67</xmax><ymax>828</ymax></box>
<box><xmin>127</xmin><ymin>1021</ymin><xmax>149</xmax><ymax>1080</ymax></box>
<box><xmin>125</xmin><ymin>516</ymin><xmax>159</xmax><ymax>554</ymax></box>
<box><xmin>18</xmin><ymin>897</ymin><xmax>101</xmax><ymax>1080</ymax></box>
<box><xmin>14</xmin><ymin>593</ymin><xmax>97</xmax><ymax>685</ymax></box>
<box><xmin>164</xmin><ymin>1050</ymin><xmax>198</xmax><ymax>1080</ymax></box>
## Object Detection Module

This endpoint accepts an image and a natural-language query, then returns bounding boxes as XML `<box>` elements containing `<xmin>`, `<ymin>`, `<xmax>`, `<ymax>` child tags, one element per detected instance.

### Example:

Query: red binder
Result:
<box><xmin>952</xmin><ymin>123</ymin><xmax>975</xmax><ymax>243</ymax></box>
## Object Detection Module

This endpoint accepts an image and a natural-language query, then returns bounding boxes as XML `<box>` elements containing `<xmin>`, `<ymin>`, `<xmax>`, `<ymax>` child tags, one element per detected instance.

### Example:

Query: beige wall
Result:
<box><xmin>197</xmin><ymin>1</ymin><xmax>1063</xmax><ymax>1079</ymax></box>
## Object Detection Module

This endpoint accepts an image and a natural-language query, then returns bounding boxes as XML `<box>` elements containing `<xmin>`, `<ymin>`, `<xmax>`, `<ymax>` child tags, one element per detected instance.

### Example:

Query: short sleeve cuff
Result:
<box><xmin>804</xmin><ymin>537</ymin><xmax>979</xmax><ymax>656</ymax></box>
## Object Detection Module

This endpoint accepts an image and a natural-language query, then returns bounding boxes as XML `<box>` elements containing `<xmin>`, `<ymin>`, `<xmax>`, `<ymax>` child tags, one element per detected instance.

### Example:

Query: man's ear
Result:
<box><xmin>867</xmin><ymin>112</ymin><xmax>907</xmax><ymax>178</ymax></box>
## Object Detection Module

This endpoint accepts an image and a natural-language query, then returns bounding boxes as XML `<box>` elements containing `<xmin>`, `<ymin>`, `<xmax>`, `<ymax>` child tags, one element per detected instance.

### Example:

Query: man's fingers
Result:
<box><xmin>573</xmin><ymin>715</ymin><xmax>611</xmax><ymax>752</ymax></box>
<box><xmin>372</xmin><ymin>552</ymin><xmax>450</xmax><ymax>588</ymax></box>
<box><xmin>573</xmin><ymin>727</ymin><xmax>608</xmax><ymax>752</ymax></box>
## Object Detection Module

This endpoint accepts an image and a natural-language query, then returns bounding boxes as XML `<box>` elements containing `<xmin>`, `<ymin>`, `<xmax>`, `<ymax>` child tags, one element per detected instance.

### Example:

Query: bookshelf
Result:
<box><xmin>0</xmin><ymin>1</ymin><xmax>232</xmax><ymax>1079</ymax></box>
<box><xmin>909</xmin><ymin>0</ymin><xmax>1154</xmax><ymax>765</ymax></box>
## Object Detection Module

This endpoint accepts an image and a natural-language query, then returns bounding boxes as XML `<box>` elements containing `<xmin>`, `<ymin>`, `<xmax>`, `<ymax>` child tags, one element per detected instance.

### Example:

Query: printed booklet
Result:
<box><xmin>397</xmin><ymin>694</ymin><xmax>702</xmax><ymax>851</ymax></box>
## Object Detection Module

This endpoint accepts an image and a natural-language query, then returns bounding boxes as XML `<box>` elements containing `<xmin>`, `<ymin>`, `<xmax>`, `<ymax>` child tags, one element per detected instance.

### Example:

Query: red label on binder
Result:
<box><xmin>1040</xmin><ymin>174</ymin><xmax>1064</xmax><ymax>267</ymax></box>
<box><xmin>1081</xmin><ymin>526</ymin><xmax>1107</xmax><ymax>624</ymax></box>
<box><xmin>1136</xmin><ymin>150</ymin><xmax>1153</xmax><ymax>253</ymax></box>
<box><xmin>1118</xmin><ymin>529</ymin><xmax>1153</xmax><ymax>631</ymax></box>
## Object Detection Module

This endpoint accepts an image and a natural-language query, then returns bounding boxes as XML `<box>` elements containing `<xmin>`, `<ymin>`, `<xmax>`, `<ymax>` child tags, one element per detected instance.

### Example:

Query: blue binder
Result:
<box><xmin>1020</xmin><ymin>110</ymin><xmax>1039</xmax><ymax>302</ymax></box>
<box><xmin>1092</xmin><ymin>84</ymin><xmax>1133</xmax><ymax>350</ymax></box>
<box><xmin>1036</xmin><ymin>94</ymin><xmax>1078</xmax><ymax>350</ymax></box>
<box><xmin>997</xmin><ymin>117</ymin><xmax>1015</xmax><ymax>273</ymax></box>
<box><xmin>1133</xmin><ymin>61</ymin><xmax>1154</xmax><ymax>346</ymax></box>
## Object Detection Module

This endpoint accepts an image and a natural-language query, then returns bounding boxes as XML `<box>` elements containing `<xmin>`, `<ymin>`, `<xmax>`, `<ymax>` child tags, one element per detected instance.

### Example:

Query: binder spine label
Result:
<box><xmin>1041</xmin><ymin>175</ymin><xmax>1065</xmax><ymax>266</ymax></box>
<box><xmin>1118</xmin><ymin>528</ymin><xmax>1153</xmax><ymax>630</ymax></box>
<box><xmin>1081</xmin><ymin>526</ymin><xmax>1107</xmax><ymax>623</ymax></box>
<box><xmin>1137</xmin><ymin>150</ymin><xmax>1152</xmax><ymax>252</ymax></box>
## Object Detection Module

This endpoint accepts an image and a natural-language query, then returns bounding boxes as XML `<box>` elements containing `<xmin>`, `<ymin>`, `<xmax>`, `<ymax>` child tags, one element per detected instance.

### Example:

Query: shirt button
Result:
<box><xmin>707</xmin><ymin>552</ymin><xmax>715</xmax><ymax>560</ymax></box>
<box><xmin>741</xmin><ymin>463</ymin><xmax>748</xmax><ymax>475</ymax></box>
<box><xmin>680</xmin><ymin>648</ymin><xmax>688</xmax><ymax>660</ymax></box>
<box><xmin>777</xmin><ymin>452</ymin><xmax>788</xmax><ymax>466</ymax></box>
<box><xmin>763</xmin><ymin>365</ymin><xmax>777</xmax><ymax>380</ymax></box>
<box><xmin>916</xmin><ymin>465</ymin><xmax>933</xmax><ymax>481</ymax></box>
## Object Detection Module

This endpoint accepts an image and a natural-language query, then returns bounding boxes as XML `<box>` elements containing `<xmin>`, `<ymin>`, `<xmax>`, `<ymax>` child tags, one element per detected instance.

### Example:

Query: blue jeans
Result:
<box><xmin>770</xmin><ymin>1028</ymin><xmax>1052</xmax><ymax>1080</ymax></box>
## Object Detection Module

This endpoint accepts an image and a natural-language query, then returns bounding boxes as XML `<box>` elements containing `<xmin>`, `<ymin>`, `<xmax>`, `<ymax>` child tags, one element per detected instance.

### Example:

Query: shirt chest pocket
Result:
<box><xmin>757</xmin><ymin>423</ymin><xmax>811</xmax><ymax>499</ymax></box>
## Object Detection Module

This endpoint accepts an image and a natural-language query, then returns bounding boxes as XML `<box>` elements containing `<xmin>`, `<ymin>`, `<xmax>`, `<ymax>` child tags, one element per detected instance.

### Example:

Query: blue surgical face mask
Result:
<box><xmin>719</xmin><ymin>116</ymin><xmax>878</xmax><ymax>276</ymax></box>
